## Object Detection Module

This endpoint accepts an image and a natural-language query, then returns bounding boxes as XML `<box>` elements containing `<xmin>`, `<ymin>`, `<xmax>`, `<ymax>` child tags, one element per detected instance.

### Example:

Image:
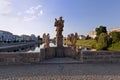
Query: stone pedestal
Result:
<box><xmin>56</xmin><ymin>36</ymin><xmax>63</xmax><ymax>47</ymax></box>
<box><xmin>56</xmin><ymin>36</ymin><xmax>64</xmax><ymax>57</ymax></box>
<box><xmin>55</xmin><ymin>47</ymin><xmax>64</xmax><ymax>57</ymax></box>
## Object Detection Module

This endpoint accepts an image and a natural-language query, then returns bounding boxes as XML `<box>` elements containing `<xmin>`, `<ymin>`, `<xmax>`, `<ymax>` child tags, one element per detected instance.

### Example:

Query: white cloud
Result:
<box><xmin>0</xmin><ymin>1</ymin><xmax>46</xmax><ymax>36</ymax></box>
<box><xmin>35</xmin><ymin>5</ymin><xmax>42</xmax><ymax>10</ymax></box>
<box><xmin>38</xmin><ymin>10</ymin><xmax>43</xmax><ymax>16</ymax></box>
<box><xmin>25</xmin><ymin>5</ymin><xmax>43</xmax><ymax>15</ymax></box>
<box><xmin>25</xmin><ymin>7</ymin><xmax>35</xmax><ymax>14</ymax></box>
<box><xmin>17</xmin><ymin>12</ymin><xmax>22</xmax><ymax>16</ymax></box>
<box><xmin>0</xmin><ymin>0</ymin><xmax>12</xmax><ymax>14</ymax></box>
<box><xmin>22</xmin><ymin>5</ymin><xmax>43</xmax><ymax>22</ymax></box>
<box><xmin>23</xmin><ymin>16</ymin><xmax>36</xmax><ymax>22</ymax></box>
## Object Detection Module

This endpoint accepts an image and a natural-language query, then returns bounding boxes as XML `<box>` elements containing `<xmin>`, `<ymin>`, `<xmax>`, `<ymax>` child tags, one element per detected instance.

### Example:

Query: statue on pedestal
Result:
<box><xmin>43</xmin><ymin>33</ymin><xmax>50</xmax><ymax>48</ymax></box>
<box><xmin>54</xmin><ymin>16</ymin><xmax>64</xmax><ymax>47</ymax></box>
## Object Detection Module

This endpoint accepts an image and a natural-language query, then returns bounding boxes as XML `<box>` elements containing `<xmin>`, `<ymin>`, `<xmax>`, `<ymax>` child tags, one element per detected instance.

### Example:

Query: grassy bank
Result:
<box><xmin>64</xmin><ymin>40</ymin><xmax>120</xmax><ymax>50</ymax></box>
<box><xmin>108</xmin><ymin>42</ymin><xmax>120</xmax><ymax>50</ymax></box>
<box><xmin>64</xmin><ymin>39</ymin><xmax>96</xmax><ymax>49</ymax></box>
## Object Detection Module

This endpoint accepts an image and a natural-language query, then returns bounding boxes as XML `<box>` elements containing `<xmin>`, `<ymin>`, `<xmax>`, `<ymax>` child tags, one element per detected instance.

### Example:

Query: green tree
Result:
<box><xmin>96</xmin><ymin>26</ymin><xmax>107</xmax><ymax>36</ymax></box>
<box><xmin>96</xmin><ymin>33</ymin><xmax>108</xmax><ymax>50</ymax></box>
<box><xmin>109</xmin><ymin>31</ymin><xmax>120</xmax><ymax>43</ymax></box>
<box><xmin>37</xmin><ymin>35</ymin><xmax>42</xmax><ymax>42</ymax></box>
<box><xmin>86</xmin><ymin>35</ymin><xmax>92</xmax><ymax>40</ymax></box>
<box><xmin>107</xmin><ymin>35</ymin><xmax>112</xmax><ymax>46</ymax></box>
<box><xmin>95</xmin><ymin>26</ymin><xmax>107</xmax><ymax>41</ymax></box>
<box><xmin>37</xmin><ymin>35</ymin><xmax>40</xmax><ymax>40</ymax></box>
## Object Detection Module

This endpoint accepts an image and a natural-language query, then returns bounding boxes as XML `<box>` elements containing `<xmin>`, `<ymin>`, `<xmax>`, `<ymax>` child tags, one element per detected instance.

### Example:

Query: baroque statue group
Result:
<box><xmin>43</xmin><ymin>16</ymin><xmax>77</xmax><ymax>51</ymax></box>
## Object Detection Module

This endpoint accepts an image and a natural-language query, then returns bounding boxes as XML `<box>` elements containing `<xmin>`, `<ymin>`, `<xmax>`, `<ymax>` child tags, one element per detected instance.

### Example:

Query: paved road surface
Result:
<box><xmin>0</xmin><ymin>58</ymin><xmax>120</xmax><ymax>80</ymax></box>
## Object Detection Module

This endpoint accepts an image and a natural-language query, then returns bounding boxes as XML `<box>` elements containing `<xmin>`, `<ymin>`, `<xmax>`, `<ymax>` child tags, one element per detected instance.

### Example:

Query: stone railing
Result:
<box><xmin>1</xmin><ymin>48</ymin><xmax>120</xmax><ymax>65</ymax></box>
<box><xmin>0</xmin><ymin>51</ymin><xmax>56</xmax><ymax>65</ymax></box>
<box><xmin>0</xmin><ymin>47</ymin><xmax>77</xmax><ymax>65</ymax></box>
<box><xmin>0</xmin><ymin>52</ymin><xmax>42</xmax><ymax>65</ymax></box>
<box><xmin>81</xmin><ymin>51</ymin><xmax>120</xmax><ymax>63</ymax></box>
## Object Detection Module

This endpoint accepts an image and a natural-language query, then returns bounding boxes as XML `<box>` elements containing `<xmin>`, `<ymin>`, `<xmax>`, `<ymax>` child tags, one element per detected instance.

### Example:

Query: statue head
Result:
<box><xmin>59</xmin><ymin>16</ymin><xmax>63</xmax><ymax>20</ymax></box>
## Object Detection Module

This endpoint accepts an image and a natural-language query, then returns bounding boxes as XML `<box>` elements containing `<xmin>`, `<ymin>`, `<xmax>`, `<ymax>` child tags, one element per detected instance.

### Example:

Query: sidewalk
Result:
<box><xmin>40</xmin><ymin>58</ymin><xmax>81</xmax><ymax>64</ymax></box>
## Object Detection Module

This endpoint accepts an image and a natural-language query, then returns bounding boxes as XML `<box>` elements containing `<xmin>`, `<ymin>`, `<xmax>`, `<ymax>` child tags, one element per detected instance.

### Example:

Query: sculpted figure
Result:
<box><xmin>42</xmin><ymin>33</ymin><xmax>46</xmax><ymax>43</ymax></box>
<box><xmin>70</xmin><ymin>33</ymin><xmax>77</xmax><ymax>51</ymax></box>
<box><xmin>43</xmin><ymin>33</ymin><xmax>50</xmax><ymax>48</ymax></box>
<box><xmin>46</xmin><ymin>33</ymin><xmax>50</xmax><ymax>48</ymax></box>
<box><xmin>54</xmin><ymin>16</ymin><xmax>64</xmax><ymax>37</ymax></box>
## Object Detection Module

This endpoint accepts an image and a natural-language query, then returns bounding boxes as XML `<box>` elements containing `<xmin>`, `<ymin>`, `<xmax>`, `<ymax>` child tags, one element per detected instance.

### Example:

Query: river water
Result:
<box><xmin>0</xmin><ymin>43</ymin><xmax>90</xmax><ymax>52</ymax></box>
<box><xmin>0</xmin><ymin>43</ymin><xmax>56</xmax><ymax>53</ymax></box>
<box><xmin>27</xmin><ymin>43</ymin><xmax>56</xmax><ymax>53</ymax></box>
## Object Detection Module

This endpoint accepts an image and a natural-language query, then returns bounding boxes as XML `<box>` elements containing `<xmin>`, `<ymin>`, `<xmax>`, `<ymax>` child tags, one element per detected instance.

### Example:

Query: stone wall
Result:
<box><xmin>0</xmin><ymin>52</ymin><xmax>42</xmax><ymax>65</ymax></box>
<box><xmin>1</xmin><ymin>48</ymin><xmax>120</xmax><ymax>65</ymax></box>
<box><xmin>0</xmin><ymin>47</ymin><xmax>78</xmax><ymax>65</ymax></box>
<box><xmin>64</xmin><ymin>47</ymin><xmax>77</xmax><ymax>58</ymax></box>
<box><xmin>41</xmin><ymin>47</ymin><xmax>55</xmax><ymax>59</ymax></box>
<box><xmin>82</xmin><ymin>51</ymin><xmax>120</xmax><ymax>63</ymax></box>
<box><xmin>0</xmin><ymin>47</ymin><xmax>56</xmax><ymax>65</ymax></box>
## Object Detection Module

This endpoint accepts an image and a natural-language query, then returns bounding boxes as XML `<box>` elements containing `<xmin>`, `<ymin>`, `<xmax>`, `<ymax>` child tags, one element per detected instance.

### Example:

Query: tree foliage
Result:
<box><xmin>109</xmin><ymin>31</ymin><xmax>120</xmax><ymax>43</ymax></box>
<box><xmin>95</xmin><ymin>26</ymin><xmax>107</xmax><ymax>36</ymax></box>
<box><xmin>96</xmin><ymin>33</ymin><xmax>108</xmax><ymax>50</ymax></box>
<box><xmin>86</xmin><ymin>35</ymin><xmax>92</xmax><ymax>40</ymax></box>
<box><xmin>37</xmin><ymin>35</ymin><xmax>42</xmax><ymax>41</ymax></box>
<box><xmin>95</xmin><ymin>26</ymin><xmax>107</xmax><ymax>41</ymax></box>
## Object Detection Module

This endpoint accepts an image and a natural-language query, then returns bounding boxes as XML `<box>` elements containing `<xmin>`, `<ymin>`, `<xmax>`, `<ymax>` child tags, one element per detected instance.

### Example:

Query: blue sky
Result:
<box><xmin>0</xmin><ymin>0</ymin><xmax>120</xmax><ymax>38</ymax></box>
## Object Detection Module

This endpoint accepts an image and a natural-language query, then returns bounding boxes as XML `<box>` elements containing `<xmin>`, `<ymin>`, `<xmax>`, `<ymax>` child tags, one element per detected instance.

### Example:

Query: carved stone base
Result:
<box><xmin>55</xmin><ymin>47</ymin><xmax>64</xmax><ymax>57</ymax></box>
<box><xmin>56</xmin><ymin>36</ymin><xmax>63</xmax><ymax>47</ymax></box>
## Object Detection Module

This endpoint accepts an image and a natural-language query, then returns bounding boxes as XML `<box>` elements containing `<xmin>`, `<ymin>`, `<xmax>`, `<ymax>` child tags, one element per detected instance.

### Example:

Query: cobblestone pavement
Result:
<box><xmin>0</xmin><ymin>58</ymin><xmax>120</xmax><ymax>80</ymax></box>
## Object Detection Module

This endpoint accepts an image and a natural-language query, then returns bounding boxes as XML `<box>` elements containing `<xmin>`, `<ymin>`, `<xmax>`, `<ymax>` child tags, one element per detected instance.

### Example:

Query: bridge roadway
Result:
<box><xmin>0</xmin><ymin>58</ymin><xmax>120</xmax><ymax>80</ymax></box>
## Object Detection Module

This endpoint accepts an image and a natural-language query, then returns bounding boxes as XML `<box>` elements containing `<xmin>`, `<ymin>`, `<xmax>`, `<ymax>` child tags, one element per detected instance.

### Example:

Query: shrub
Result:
<box><xmin>96</xmin><ymin>33</ymin><xmax>108</xmax><ymax>50</ymax></box>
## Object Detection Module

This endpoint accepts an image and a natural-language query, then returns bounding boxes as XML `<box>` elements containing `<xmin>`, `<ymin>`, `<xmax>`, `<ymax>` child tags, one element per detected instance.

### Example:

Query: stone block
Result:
<box><xmin>56</xmin><ymin>36</ymin><xmax>63</xmax><ymax>47</ymax></box>
<box><xmin>82</xmin><ymin>51</ymin><xmax>120</xmax><ymax>63</ymax></box>
<box><xmin>40</xmin><ymin>48</ymin><xmax>46</xmax><ymax>60</ymax></box>
<box><xmin>64</xmin><ymin>47</ymin><xmax>76</xmax><ymax>58</ymax></box>
<box><xmin>45</xmin><ymin>47</ymin><xmax>55</xmax><ymax>59</ymax></box>
<box><xmin>6</xmin><ymin>58</ymin><xmax>15</xmax><ymax>63</ymax></box>
<box><xmin>0</xmin><ymin>52</ymin><xmax>17</xmax><ymax>58</ymax></box>
<box><xmin>55</xmin><ymin>47</ymin><xmax>64</xmax><ymax>57</ymax></box>
<box><xmin>0</xmin><ymin>58</ymin><xmax>5</xmax><ymax>62</ymax></box>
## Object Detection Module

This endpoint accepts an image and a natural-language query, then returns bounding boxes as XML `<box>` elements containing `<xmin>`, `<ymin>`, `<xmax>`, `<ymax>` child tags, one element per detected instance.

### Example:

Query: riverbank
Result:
<box><xmin>0</xmin><ymin>41</ymin><xmax>38</xmax><ymax>52</ymax></box>
<box><xmin>64</xmin><ymin>39</ymin><xmax>96</xmax><ymax>49</ymax></box>
<box><xmin>64</xmin><ymin>39</ymin><xmax>120</xmax><ymax>50</ymax></box>
<box><xmin>0</xmin><ymin>41</ymin><xmax>38</xmax><ymax>47</ymax></box>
